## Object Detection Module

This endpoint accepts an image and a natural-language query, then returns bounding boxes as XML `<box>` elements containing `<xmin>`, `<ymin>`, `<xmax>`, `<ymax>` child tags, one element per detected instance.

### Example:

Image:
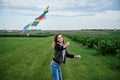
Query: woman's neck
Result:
<box><xmin>57</xmin><ymin>42</ymin><xmax>64</xmax><ymax>46</ymax></box>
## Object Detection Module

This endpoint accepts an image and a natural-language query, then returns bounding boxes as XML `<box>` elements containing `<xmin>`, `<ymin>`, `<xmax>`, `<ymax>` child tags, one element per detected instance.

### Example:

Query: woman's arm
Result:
<box><xmin>55</xmin><ymin>42</ymin><xmax>70</xmax><ymax>51</ymax></box>
<box><xmin>66</xmin><ymin>51</ymin><xmax>81</xmax><ymax>58</ymax></box>
<box><xmin>66</xmin><ymin>51</ymin><xmax>74</xmax><ymax>58</ymax></box>
<box><xmin>55</xmin><ymin>44</ymin><xmax>65</xmax><ymax>51</ymax></box>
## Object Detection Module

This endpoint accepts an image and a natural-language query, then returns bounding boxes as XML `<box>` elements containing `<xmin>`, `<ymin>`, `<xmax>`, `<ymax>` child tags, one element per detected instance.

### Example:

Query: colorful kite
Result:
<box><xmin>22</xmin><ymin>6</ymin><xmax>49</xmax><ymax>33</ymax></box>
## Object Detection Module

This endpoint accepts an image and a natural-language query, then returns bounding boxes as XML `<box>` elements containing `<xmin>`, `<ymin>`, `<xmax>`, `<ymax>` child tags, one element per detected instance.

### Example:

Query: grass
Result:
<box><xmin>62</xmin><ymin>37</ymin><xmax>120</xmax><ymax>80</ymax></box>
<box><xmin>0</xmin><ymin>36</ymin><xmax>120</xmax><ymax>80</ymax></box>
<box><xmin>0</xmin><ymin>37</ymin><xmax>53</xmax><ymax>80</ymax></box>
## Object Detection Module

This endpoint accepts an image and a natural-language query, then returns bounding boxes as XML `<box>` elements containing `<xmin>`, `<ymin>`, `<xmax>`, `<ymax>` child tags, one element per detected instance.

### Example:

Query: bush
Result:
<box><xmin>65</xmin><ymin>33</ymin><xmax>120</xmax><ymax>56</ymax></box>
<box><xmin>97</xmin><ymin>39</ymin><xmax>114</xmax><ymax>55</ymax></box>
<box><xmin>86</xmin><ymin>37</ymin><xmax>98</xmax><ymax>48</ymax></box>
<box><xmin>116</xmin><ymin>49</ymin><xmax>120</xmax><ymax>58</ymax></box>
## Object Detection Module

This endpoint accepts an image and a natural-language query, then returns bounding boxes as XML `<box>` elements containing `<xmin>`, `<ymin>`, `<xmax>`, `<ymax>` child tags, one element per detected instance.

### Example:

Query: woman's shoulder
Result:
<box><xmin>54</xmin><ymin>43</ymin><xmax>65</xmax><ymax>51</ymax></box>
<box><xmin>55</xmin><ymin>43</ymin><xmax>61</xmax><ymax>47</ymax></box>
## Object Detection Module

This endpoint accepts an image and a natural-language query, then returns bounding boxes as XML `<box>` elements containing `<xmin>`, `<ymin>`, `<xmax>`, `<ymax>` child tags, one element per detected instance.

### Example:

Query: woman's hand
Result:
<box><xmin>74</xmin><ymin>55</ymin><xmax>81</xmax><ymax>58</ymax></box>
<box><xmin>66</xmin><ymin>42</ymin><xmax>70</xmax><ymax>46</ymax></box>
<box><xmin>64</xmin><ymin>42</ymin><xmax>70</xmax><ymax>48</ymax></box>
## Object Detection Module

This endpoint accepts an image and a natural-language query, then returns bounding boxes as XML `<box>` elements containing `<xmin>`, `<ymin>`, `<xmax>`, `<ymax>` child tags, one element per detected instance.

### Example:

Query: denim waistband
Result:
<box><xmin>51</xmin><ymin>60</ymin><xmax>60</xmax><ymax>66</ymax></box>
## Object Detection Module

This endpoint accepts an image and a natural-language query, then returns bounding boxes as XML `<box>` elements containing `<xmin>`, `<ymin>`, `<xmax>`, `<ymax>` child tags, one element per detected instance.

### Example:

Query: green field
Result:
<box><xmin>0</xmin><ymin>36</ymin><xmax>120</xmax><ymax>80</ymax></box>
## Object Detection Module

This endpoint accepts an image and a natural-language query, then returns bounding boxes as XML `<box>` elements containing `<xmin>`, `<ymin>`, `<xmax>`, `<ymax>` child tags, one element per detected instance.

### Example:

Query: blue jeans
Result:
<box><xmin>50</xmin><ymin>60</ymin><xmax>63</xmax><ymax>80</ymax></box>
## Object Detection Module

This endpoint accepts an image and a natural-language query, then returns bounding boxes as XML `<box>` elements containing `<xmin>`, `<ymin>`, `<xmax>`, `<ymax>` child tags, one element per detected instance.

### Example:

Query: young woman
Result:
<box><xmin>50</xmin><ymin>33</ymin><xmax>81</xmax><ymax>80</ymax></box>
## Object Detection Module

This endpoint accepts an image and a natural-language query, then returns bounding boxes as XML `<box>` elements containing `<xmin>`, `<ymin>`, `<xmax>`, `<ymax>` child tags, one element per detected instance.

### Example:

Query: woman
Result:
<box><xmin>50</xmin><ymin>33</ymin><xmax>81</xmax><ymax>80</ymax></box>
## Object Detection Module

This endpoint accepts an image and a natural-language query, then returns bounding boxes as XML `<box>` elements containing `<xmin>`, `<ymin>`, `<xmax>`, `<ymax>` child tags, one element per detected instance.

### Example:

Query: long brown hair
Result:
<box><xmin>52</xmin><ymin>33</ymin><xmax>64</xmax><ymax>49</ymax></box>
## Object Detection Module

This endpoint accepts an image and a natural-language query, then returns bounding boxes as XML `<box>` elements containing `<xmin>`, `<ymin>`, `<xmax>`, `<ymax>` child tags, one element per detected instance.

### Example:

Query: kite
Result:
<box><xmin>22</xmin><ymin>6</ymin><xmax>49</xmax><ymax>33</ymax></box>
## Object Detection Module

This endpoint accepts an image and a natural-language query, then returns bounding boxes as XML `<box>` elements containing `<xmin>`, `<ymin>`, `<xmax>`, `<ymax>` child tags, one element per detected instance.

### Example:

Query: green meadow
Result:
<box><xmin>0</xmin><ymin>35</ymin><xmax>120</xmax><ymax>80</ymax></box>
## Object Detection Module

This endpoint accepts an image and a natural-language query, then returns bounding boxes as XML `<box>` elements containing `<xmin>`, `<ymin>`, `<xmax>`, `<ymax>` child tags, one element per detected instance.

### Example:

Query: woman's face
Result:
<box><xmin>57</xmin><ymin>34</ymin><xmax>63</xmax><ymax>43</ymax></box>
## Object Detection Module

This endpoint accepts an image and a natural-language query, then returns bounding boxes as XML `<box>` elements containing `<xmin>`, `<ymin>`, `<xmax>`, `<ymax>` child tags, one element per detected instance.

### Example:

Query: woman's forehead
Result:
<box><xmin>58</xmin><ymin>34</ymin><xmax>62</xmax><ymax>38</ymax></box>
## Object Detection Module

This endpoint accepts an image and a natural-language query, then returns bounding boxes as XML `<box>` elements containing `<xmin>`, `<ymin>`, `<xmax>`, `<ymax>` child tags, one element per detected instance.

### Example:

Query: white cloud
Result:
<box><xmin>0</xmin><ymin>0</ymin><xmax>120</xmax><ymax>16</ymax></box>
<box><xmin>105</xmin><ymin>10</ymin><xmax>120</xmax><ymax>15</ymax></box>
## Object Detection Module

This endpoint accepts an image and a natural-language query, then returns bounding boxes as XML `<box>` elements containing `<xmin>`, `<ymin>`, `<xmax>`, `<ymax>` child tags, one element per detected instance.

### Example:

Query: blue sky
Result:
<box><xmin>0</xmin><ymin>0</ymin><xmax>120</xmax><ymax>30</ymax></box>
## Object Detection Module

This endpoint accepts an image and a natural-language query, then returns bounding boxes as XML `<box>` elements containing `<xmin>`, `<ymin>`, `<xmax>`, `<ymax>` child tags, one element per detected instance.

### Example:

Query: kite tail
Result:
<box><xmin>22</xmin><ymin>6</ymin><xmax>49</xmax><ymax>33</ymax></box>
<box><xmin>22</xmin><ymin>23</ymin><xmax>31</xmax><ymax>33</ymax></box>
